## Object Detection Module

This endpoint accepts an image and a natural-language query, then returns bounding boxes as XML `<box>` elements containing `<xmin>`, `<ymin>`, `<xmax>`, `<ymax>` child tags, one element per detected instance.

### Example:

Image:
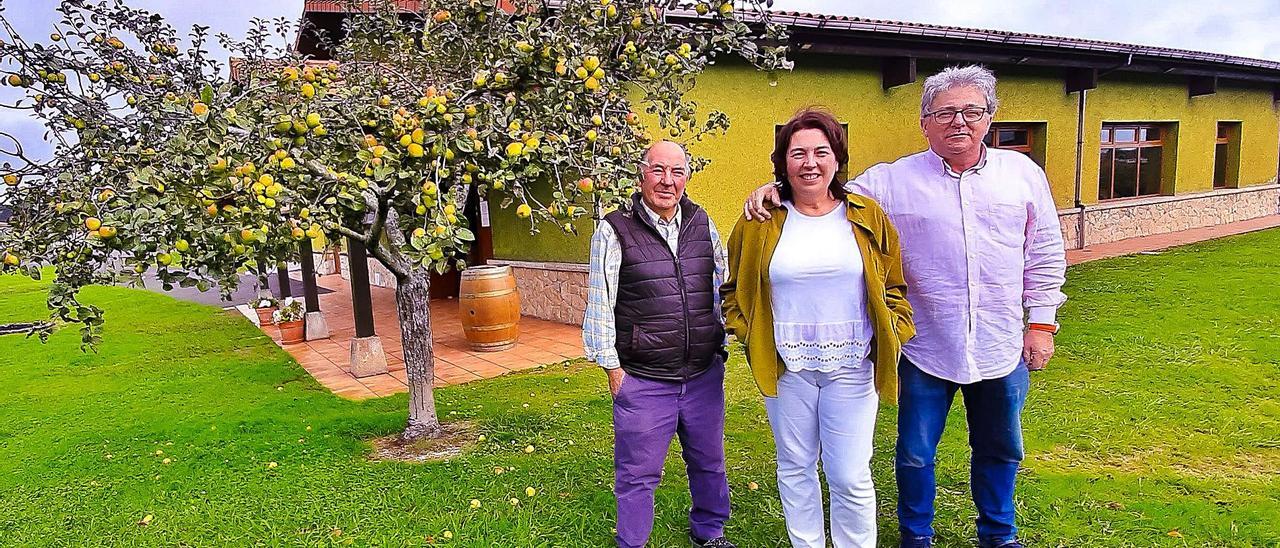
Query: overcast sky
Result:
<box><xmin>2</xmin><ymin>0</ymin><xmax>1278</xmax><ymax>165</ymax></box>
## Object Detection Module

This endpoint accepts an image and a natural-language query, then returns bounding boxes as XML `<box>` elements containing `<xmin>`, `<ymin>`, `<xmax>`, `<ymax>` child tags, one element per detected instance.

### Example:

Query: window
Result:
<box><xmin>1213</xmin><ymin>122</ymin><xmax>1240</xmax><ymax>189</ymax></box>
<box><xmin>1098</xmin><ymin>124</ymin><xmax>1169</xmax><ymax>200</ymax></box>
<box><xmin>984</xmin><ymin>123</ymin><xmax>1046</xmax><ymax>167</ymax></box>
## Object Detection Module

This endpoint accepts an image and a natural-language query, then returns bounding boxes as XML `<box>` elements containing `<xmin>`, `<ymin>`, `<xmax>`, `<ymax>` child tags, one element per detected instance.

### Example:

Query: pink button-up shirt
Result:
<box><xmin>847</xmin><ymin>146</ymin><xmax>1067</xmax><ymax>384</ymax></box>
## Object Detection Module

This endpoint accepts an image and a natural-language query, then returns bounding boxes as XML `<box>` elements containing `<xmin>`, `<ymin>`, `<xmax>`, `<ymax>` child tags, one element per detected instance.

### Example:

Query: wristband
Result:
<box><xmin>1028</xmin><ymin>323</ymin><xmax>1058</xmax><ymax>335</ymax></box>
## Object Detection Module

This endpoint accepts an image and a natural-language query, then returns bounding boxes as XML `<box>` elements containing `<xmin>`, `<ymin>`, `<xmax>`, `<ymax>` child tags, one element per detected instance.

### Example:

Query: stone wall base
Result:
<box><xmin>337</xmin><ymin>252</ymin><xmax>397</xmax><ymax>289</ymax></box>
<box><xmin>1058</xmin><ymin>184</ymin><xmax>1279</xmax><ymax>248</ymax></box>
<box><xmin>489</xmin><ymin>259</ymin><xmax>589</xmax><ymax>325</ymax></box>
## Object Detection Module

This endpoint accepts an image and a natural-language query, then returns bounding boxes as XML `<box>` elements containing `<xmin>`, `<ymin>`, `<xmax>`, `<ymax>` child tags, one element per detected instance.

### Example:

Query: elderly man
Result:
<box><xmin>744</xmin><ymin>65</ymin><xmax>1067</xmax><ymax>548</ymax></box>
<box><xmin>584</xmin><ymin>140</ymin><xmax>735</xmax><ymax>548</ymax></box>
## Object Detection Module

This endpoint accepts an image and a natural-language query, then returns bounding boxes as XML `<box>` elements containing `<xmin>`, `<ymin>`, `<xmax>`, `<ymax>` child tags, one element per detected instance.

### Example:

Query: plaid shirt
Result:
<box><xmin>583</xmin><ymin>202</ymin><xmax>727</xmax><ymax>369</ymax></box>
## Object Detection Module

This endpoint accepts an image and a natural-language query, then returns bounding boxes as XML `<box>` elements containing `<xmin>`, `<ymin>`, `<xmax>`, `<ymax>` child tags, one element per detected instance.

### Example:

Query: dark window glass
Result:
<box><xmin>1113</xmin><ymin>147</ymin><xmax>1139</xmax><ymax>198</ymax></box>
<box><xmin>998</xmin><ymin>129</ymin><xmax>1028</xmax><ymax>147</ymax></box>
<box><xmin>1140</xmin><ymin>127</ymin><xmax>1160</xmax><ymax>142</ymax></box>
<box><xmin>1214</xmin><ymin>142</ymin><xmax>1229</xmax><ymax>188</ymax></box>
<box><xmin>1138</xmin><ymin>147</ymin><xmax>1162</xmax><ymax>195</ymax></box>
<box><xmin>1114</xmin><ymin>128</ymin><xmax>1137</xmax><ymax>142</ymax></box>
<box><xmin>1217</xmin><ymin>125</ymin><xmax>1229</xmax><ymax>139</ymax></box>
<box><xmin>1098</xmin><ymin>148</ymin><xmax>1115</xmax><ymax>200</ymax></box>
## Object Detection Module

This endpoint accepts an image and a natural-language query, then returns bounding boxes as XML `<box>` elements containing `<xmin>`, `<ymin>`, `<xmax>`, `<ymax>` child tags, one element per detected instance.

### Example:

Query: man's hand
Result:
<box><xmin>743</xmin><ymin>182</ymin><xmax>782</xmax><ymax>221</ymax></box>
<box><xmin>1023</xmin><ymin>330</ymin><xmax>1055</xmax><ymax>371</ymax></box>
<box><xmin>606</xmin><ymin>367</ymin><xmax>627</xmax><ymax>397</ymax></box>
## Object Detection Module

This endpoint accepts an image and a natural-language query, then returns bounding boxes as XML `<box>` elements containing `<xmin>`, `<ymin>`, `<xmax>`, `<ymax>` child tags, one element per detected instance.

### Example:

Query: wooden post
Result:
<box><xmin>300</xmin><ymin>238</ymin><xmax>331</xmax><ymax>341</ymax></box>
<box><xmin>346</xmin><ymin>237</ymin><xmax>376</xmax><ymax>339</ymax></box>
<box><xmin>276</xmin><ymin>265</ymin><xmax>292</xmax><ymax>299</ymax></box>
<box><xmin>299</xmin><ymin>238</ymin><xmax>321</xmax><ymax>313</ymax></box>
<box><xmin>345</xmin><ymin>237</ymin><xmax>386</xmax><ymax>376</ymax></box>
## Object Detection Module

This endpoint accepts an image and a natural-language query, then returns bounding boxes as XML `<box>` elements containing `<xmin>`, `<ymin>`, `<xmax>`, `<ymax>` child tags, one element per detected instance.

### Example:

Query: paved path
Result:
<box><xmin>1067</xmin><ymin>215</ymin><xmax>1280</xmax><ymax>265</ymax></box>
<box><xmin>138</xmin><ymin>270</ymin><xmax>330</xmax><ymax>308</ymax></box>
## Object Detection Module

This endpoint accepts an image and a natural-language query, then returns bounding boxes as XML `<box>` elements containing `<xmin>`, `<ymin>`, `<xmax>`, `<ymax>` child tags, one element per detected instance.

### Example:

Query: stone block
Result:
<box><xmin>305</xmin><ymin>311</ymin><xmax>331</xmax><ymax>341</ymax></box>
<box><xmin>350</xmin><ymin>335</ymin><xmax>389</xmax><ymax>378</ymax></box>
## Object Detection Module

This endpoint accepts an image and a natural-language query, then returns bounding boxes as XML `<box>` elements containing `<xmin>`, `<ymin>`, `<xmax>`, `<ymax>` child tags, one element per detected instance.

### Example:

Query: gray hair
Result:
<box><xmin>920</xmin><ymin>65</ymin><xmax>1000</xmax><ymax>117</ymax></box>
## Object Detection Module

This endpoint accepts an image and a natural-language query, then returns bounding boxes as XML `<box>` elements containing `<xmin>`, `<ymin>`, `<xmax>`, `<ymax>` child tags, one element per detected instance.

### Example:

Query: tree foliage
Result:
<box><xmin>0</xmin><ymin>0</ymin><xmax>788</xmax><ymax>436</ymax></box>
<box><xmin>1</xmin><ymin>0</ymin><xmax>788</xmax><ymax>343</ymax></box>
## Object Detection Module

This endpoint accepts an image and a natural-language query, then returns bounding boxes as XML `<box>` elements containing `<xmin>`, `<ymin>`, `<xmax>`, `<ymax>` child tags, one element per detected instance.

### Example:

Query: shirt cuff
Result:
<box><xmin>589</xmin><ymin>351</ymin><xmax>621</xmax><ymax>369</ymax></box>
<box><xmin>1027</xmin><ymin>306</ymin><xmax>1058</xmax><ymax>325</ymax></box>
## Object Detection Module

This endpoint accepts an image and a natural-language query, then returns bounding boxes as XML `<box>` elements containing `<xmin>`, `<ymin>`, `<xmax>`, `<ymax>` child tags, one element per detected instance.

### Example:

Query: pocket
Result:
<box><xmin>615</xmin><ymin>374</ymin><xmax>637</xmax><ymax>405</ymax></box>
<box><xmin>984</xmin><ymin>202</ymin><xmax>1029</xmax><ymax>248</ymax></box>
<box><xmin>629</xmin><ymin>325</ymin><xmax>643</xmax><ymax>350</ymax></box>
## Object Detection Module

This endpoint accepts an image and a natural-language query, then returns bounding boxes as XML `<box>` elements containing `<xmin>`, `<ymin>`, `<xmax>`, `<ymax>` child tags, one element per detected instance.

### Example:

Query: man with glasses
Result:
<box><xmin>585</xmin><ymin>140</ymin><xmax>735</xmax><ymax>548</ymax></box>
<box><xmin>743</xmin><ymin>65</ymin><xmax>1067</xmax><ymax>548</ymax></box>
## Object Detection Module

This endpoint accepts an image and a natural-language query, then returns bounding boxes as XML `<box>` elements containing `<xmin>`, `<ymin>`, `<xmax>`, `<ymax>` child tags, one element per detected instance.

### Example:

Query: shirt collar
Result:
<box><xmin>929</xmin><ymin>144</ymin><xmax>989</xmax><ymax>179</ymax></box>
<box><xmin>641</xmin><ymin>199</ymin><xmax>681</xmax><ymax>228</ymax></box>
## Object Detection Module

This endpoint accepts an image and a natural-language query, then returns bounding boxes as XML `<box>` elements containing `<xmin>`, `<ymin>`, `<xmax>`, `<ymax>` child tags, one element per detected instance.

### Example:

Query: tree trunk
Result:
<box><xmin>394</xmin><ymin>270</ymin><xmax>441</xmax><ymax>440</ymax></box>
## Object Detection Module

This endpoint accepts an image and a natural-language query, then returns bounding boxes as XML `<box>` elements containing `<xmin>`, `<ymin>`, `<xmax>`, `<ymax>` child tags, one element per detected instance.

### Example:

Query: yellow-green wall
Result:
<box><xmin>492</xmin><ymin>57</ymin><xmax>1280</xmax><ymax>264</ymax></box>
<box><xmin>1082</xmin><ymin>74</ymin><xmax>1279</xmax><ymax>199</ymax></box>
<box><xmin>489</xmin><ymin>192</ymin><xmax>593</xmax><ymax>263</ymax></box>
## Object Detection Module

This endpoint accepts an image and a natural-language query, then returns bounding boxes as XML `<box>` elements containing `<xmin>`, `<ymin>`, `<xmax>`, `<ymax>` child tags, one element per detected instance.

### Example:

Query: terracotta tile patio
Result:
<box><xmin>254</xmin><ymin>273</ymin><xmax>584</xmax><ymax>400</ymax></box>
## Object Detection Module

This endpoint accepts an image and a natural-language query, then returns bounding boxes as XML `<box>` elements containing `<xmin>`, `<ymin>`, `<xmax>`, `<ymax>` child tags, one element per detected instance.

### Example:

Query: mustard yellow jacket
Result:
<box><xmin>721</xmin><ymin>194</ymin><xmax>916</xmax><ymax>403</ymax></box>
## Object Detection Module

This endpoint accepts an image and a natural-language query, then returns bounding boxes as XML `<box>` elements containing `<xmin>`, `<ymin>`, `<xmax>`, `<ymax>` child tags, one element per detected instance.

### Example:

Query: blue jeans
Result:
<box><xmin>894</xmin><ymin>356</ymin><xmax>1029</xmax><ymax>547</ymax></box>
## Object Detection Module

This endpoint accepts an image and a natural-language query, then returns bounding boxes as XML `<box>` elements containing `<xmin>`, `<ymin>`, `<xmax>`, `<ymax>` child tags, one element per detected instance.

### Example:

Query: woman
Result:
<box><xmin>721</xmin><ymin>109</ymin><xmax>915</xmax><ymax>548</ymax></box>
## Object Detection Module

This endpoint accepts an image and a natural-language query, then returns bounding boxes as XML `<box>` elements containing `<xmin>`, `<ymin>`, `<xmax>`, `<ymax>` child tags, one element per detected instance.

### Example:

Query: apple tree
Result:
<box><xmin>0</xmin><ymin>0</ymin><xmax>790</xmax><ymax>439</ymax></box>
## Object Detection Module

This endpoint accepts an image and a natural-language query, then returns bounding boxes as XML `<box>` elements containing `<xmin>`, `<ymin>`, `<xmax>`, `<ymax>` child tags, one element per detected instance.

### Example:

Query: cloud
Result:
<box><xmin>1</xmin><ymin>0</ymin><xmax>303</xmax><ymax>162</ymax></box>
<box><xmin>770</xmin><ymin>0</ymin><xmax>1280</xmax><ymax>60</ymax></box>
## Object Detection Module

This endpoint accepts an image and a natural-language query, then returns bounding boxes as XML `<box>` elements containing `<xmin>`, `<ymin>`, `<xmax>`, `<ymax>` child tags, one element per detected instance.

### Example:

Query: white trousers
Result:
<box><xmin>763</xmin><ymin>365</ymin><xmax>879</xmax><ymax>548</ymax></box>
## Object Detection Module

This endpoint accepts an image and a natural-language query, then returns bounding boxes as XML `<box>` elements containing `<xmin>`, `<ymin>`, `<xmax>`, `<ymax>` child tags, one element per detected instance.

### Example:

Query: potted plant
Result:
<box><xmin>251</xmin><ymin>296</ymin><xmax>279</xmax><ymax>326</ymax></box>
<box><xmin>273</xmin><ymin>298</ymin><xmax>306</xmax><ymax>345</ymax></box>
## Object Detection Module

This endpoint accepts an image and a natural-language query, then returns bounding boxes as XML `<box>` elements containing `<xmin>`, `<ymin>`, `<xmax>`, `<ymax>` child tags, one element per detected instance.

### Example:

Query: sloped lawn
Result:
<box><xmin>1</xmin><ymin>230</ymin><xmax>1277</xmax><ymax>546</ymax></box>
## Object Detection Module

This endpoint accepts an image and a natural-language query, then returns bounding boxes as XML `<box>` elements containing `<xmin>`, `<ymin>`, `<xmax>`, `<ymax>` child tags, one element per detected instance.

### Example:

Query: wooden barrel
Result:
<box><xmin>458</xmin><ymin>265</ymin><xmax>521</xmax><ymax>352</ymax></box>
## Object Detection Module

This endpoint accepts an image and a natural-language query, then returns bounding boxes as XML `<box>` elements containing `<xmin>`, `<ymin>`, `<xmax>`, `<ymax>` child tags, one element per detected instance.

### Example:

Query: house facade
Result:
<box><xmin>299</xmin><ymin>2</ymin><xmax>1280</xmax><ymax>325</ymax></box>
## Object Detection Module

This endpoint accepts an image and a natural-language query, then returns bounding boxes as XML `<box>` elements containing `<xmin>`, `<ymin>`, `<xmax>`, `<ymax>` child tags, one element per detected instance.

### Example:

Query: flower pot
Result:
<box><xmin>277</xmin><ymin>319</ymin><xmax>305</xmax><ymax>344</ymax></box>
<box><xmin>255</xmin><ymin>307</ymin><xmax>277</xmax><ymax>326</ymax></box>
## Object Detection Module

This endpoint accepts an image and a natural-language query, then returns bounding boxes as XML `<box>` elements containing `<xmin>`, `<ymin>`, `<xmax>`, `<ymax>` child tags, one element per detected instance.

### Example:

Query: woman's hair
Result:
<box><xmin>771</xmin><ymin>108</ymin><xmax>849</xmax><ymax>202</ymax></box>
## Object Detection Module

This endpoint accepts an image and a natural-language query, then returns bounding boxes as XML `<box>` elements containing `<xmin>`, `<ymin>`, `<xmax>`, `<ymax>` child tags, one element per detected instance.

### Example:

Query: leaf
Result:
<box><xmin>200</xmin><ymin>85</ymin><xmax>214</xmax><ymax>105</ymax></box>
<box><xmin>138</xmin><ymin>514</ymin><xmax>153</xmax><ymax>526</ymax></box>
<box><xmin>456</xmin><ymin>228</ymin><xmax>475</xmax><ymax>241</ymax></box>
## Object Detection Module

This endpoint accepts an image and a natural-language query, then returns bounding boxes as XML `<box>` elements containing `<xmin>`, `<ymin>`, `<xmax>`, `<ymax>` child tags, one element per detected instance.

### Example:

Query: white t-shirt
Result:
<box><xmin>768</xmin><ymin>200</ymin><xmax>874</xmax><ymax>373</ymax></box>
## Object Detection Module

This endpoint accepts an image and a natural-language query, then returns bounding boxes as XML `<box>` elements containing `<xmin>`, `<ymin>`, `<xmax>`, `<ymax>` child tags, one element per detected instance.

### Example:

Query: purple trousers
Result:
<box><xmin>613</xmin><ymin>356</ymin><xmax>730</xmax><ymax>548</ymax></box>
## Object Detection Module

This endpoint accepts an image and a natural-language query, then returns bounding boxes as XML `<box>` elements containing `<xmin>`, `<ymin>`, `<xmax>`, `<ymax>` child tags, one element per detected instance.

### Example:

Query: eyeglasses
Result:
<box><xmin>923</xmin><ymin>107</ymin><xmax>988</xmax><ymax>125</ymax></box>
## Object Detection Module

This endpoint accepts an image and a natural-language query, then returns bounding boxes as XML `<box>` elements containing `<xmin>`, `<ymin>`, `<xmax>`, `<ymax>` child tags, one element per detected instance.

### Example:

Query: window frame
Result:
<box><xmin>983</xmin><ymin>122</ymin><xmax>1046</xmax><ymax>168</ymax></box>
<box><xmin>1213</xmin><ymin>121</ymin><xmax>1241</xmax><ymax>189</ymax></box>
<box><xmin>1098</xmin><ymin>123</ymin><xmax>1167</xmax><ymax>201</ymax></box>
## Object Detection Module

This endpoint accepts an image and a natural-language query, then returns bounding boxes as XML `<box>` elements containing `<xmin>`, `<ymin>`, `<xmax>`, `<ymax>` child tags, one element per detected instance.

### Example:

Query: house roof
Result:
<box><xmin>296</xmin><ymin>2</ymin><xmax>1280</xmax><ymax>84</ymax></box>
<box><xmin>762</xmin><ymin>10</ymin><xmax>1280</xmax><ymax>73</ymax></box>
<box><xmin>686</xmin><ymin>7</ymin><xmax>1280</xmax><ymax>84</ymax></box>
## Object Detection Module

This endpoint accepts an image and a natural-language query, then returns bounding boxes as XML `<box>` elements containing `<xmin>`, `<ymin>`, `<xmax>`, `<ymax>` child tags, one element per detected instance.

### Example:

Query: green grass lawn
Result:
<box><xmin>2</xmin><ymin>230</ymin><xmax>1278</xmax><ymax>547</ymax></box>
